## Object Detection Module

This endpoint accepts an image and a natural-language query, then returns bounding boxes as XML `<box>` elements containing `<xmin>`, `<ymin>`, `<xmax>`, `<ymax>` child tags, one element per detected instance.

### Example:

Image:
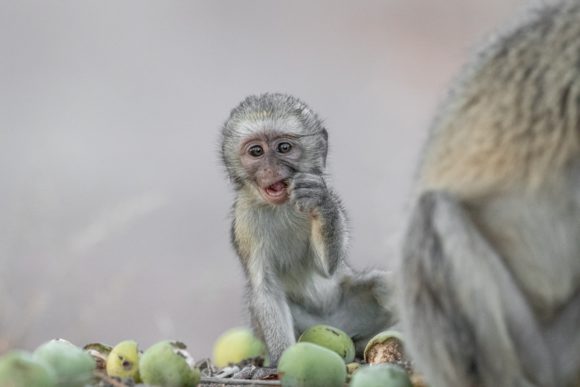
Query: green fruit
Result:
<box><xmin>278</xmin><ymin>342</ymin><xmax>346</xmax><ymax>387</ymax></box>
<box><xmin>363</xmin><ymin>330</ymin><xmax>405</xmax><ymax>365</ymax></box>
<box><xmin>34</xmin><ymin>339</ymin><xmax>95</xmax><ymax>387</ymax></box>
<box><xmin>350</xmin><ymin>364</ymin><xmax>412</xmax><ymax>387</ymax></box>
<box><xmin>106</xmin><ymin>340</ymin><xmax>141</xmax><ymax>382</ymax></box>
<box><xmin>212</xmin><ymin>327</ymin><xmax>268</xmax><ymax>367</ymax></box>
<box><xmin>0</xmin><ymin>351</ymin><xmax>57</xmax><ymax>387</ymax></box>
<box><xmin>298</xmin><ymin>324</ymin><xmax>355</xmax><ymax>363</ymax></box>
<box><xmin>140</xmin><ymin>341</ymin><xmax>200</xmax><ymax>387</ymax></box>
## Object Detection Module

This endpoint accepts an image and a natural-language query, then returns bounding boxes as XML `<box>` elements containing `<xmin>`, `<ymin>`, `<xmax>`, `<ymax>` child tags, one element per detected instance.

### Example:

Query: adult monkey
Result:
<box><xmin>399</xmin><ymin>1</ymin><xmax>580</xmax><ymax>386</ymax></box>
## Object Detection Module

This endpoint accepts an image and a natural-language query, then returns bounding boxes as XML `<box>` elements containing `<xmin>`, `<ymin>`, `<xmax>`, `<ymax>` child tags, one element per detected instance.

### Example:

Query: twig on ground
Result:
<box><xmin>200</xmin><ymin>376</ymin><xmax>281</xmax><ymax>386</ymax></box>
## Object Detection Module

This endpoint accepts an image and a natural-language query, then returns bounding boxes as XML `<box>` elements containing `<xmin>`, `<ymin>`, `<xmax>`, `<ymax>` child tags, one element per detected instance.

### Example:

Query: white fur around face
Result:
<box><xmin>234</xmin><ymin>115</ymin><xmax>304</xmax><ymax>138</ymax></box>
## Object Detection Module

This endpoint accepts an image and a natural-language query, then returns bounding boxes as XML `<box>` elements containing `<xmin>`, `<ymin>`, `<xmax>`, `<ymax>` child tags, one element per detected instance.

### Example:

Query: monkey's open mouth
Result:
<box><xmin>262</xmin><ymin>180</ymin><xmax>289</xmax><ymax>204</ymax></box>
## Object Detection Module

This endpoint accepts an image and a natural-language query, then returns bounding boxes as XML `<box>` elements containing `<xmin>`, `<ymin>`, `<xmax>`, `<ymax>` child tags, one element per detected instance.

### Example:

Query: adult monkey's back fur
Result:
<box><xmin>399</xmin><ymin>1</ymin><xmax>580</xmax><ymax>386</ymax></box>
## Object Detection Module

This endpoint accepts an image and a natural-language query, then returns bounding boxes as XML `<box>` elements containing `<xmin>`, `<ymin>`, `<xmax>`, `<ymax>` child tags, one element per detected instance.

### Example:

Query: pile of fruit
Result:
<box><xmin>0</xmin><ymin>339</ymin><xmax>199</xmax><ymax>387</ymax></box>
<box><xmin>0</xmin><ymin>325</ymin><xmax>424</xmax><ymax>386</ymax></box>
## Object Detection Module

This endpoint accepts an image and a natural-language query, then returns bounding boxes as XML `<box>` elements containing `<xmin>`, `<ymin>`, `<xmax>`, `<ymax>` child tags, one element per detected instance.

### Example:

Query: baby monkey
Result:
<box><xmin>221</xmin><ymin>93</ymin><xmax>395</xmax><ymax>363</ymax></box>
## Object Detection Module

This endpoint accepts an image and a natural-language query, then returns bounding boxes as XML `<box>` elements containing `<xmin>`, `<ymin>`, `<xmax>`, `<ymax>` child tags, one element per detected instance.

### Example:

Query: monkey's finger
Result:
<box><xmin>290</xmin><ymin>182</ymin><xmax>325</xmax><ymax>197</ymax></box>
<box><xmin>291</xmin><ymin>189</ymin><xmax>325</xmax><ymax>205</ymax></box>
<box><xmin>292</xmin><ymin>179</ymin><xmax>323</xmax><ymax>188</ymax></box>
<box><xmin>293</xmin><ymin>199</ymin><xmax>320</xmax><ymax>213</ymax></box>
<box><xmin>292</xmin><ymin>173</ymin><xmax>326</xmax><ymax>188</ymax></box>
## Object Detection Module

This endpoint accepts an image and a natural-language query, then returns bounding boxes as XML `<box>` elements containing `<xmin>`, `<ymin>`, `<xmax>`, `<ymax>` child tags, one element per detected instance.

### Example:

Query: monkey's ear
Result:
<box><xmin>401</xmin><ymin>191</ymin><xmax>554</xmax><ymax>385</ymax></box>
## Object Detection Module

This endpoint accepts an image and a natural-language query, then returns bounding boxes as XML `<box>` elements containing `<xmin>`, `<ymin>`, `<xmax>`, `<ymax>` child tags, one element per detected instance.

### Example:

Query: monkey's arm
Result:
<box><xmin>290</xmin><ymin>173</ymin><xmax>347</xmax><ymax>276</ymax></box>
<box><xmin>247</xmin><ymin>281</ymin><xmax>295</xmax><ymax>365</ymax></box>
<box><xmin>400</xmin><ymin>191</ymin><xmax>554</xmax><ymax>387</ymax></box>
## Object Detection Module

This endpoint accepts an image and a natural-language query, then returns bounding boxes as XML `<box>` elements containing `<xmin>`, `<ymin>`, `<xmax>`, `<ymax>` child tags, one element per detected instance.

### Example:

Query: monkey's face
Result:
<box><xmin>239</xmin><ymin>133</ymin><xmax>302</xmax><ymax>205</ymax></box>
<box><xmin>222</xmin><ymin>93</ymin><xmax>329</xmax><ymax>200</ymax></box>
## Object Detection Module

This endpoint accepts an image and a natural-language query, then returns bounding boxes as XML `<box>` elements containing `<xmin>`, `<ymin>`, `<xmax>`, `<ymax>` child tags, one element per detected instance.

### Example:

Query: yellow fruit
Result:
<box><xmin>298</xmin><ymin>324</ymin><xmax>355</xmax><ymax>363</ymax></box>
<box><xmin>212</xmin><ymin>328</ymin><xmax>268</xmax><ymax>367</ymax></box>
<box><xmin>278</xmin><ymin>342</ymin><xmax>346</xmax><ymax>387</ymax></box>
<box><xmin>140</xmin><ymin>341</ymin><xmax>200</xmax><ymax>387</ymax></box>
<box><xmin>106</xmin><ymin>340</ymin><xmax>141</xmax><ymax>382</ymax></box>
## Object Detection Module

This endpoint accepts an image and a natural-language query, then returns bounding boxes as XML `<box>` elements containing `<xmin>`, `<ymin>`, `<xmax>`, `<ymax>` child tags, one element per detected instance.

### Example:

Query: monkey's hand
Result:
<box><xmin>289</xmin><ymin>172</ymin><xmax>329</xmax><ymax>216</ymax></box>
<box><xmin>290</xmin><ymin>172</ymin><xmax>348</xmax><ymax>277</ymax></box>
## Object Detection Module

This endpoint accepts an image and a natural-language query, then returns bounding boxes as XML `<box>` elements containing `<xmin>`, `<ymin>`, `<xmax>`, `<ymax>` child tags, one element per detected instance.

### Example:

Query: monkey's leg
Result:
<box><xmin>248</xmin><ymin>284</ymin><xmax>295</xmax><ymax>365</ymax></box>
<box><xmin>334</xmin><ymin>269</ymin><xmax>398</xmax><ymax>355</ymax></box>
<box><xmin>400</xmin><ymin>191</ymin><xmax>555</xmax><ymax>387</ymax></box>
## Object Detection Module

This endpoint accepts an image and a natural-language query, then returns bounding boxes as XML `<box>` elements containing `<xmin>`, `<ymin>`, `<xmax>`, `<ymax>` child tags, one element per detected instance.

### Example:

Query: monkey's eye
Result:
<box><xmin>248</xmin><ymin>145</ymin><xmax>264</xmax><ymax>157</ymax></box>
<box><xmin>277</xmin><ymin>142</ymin><xmax>292</xmax><ymax>154</ymax></box>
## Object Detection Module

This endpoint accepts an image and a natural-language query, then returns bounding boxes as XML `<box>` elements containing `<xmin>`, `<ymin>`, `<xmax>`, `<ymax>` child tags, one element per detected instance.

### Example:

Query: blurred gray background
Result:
<box><xmin>1</xmin><ymin>0</ymin><xmax>526</xmax><ymax>359</ymax></box>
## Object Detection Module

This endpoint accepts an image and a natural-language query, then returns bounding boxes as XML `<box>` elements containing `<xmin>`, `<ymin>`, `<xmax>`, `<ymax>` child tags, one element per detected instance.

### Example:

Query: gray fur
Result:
<box><xmin>221</xmin><ymin>93</ymin><xmax>396</xmax><ymax>363</ymax></box>
<box><xmin>399</xmin><ymin>1</ymin><xmax>580</xmax><ymax>386</ymax></box>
